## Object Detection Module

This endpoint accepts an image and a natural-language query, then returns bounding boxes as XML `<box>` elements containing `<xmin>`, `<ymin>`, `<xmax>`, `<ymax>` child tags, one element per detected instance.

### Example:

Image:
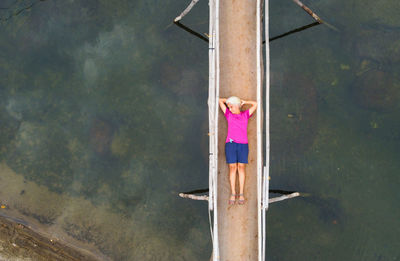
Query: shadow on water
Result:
<box><xmin>299</xmin><ymin>194</ymin><xmax>345</xmax><ymax>225</ymax></box>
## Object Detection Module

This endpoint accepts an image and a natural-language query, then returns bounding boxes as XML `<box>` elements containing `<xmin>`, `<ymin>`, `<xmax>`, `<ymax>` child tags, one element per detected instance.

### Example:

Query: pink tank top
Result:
<box><xmin>224</xmin><ymin>109</ymin><xmax>252</xmax><ymax>144</ymax></box>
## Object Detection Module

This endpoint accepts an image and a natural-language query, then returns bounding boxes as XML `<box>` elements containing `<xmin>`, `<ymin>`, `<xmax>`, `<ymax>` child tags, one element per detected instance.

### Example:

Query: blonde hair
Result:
<box><xmin>226</xmin><ymin>96</ymin><xmax>241</xmax><ymax>106</ymax></box>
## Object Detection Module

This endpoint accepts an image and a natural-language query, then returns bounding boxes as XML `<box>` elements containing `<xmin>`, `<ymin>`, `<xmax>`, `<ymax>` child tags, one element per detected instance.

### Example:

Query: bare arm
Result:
<box><xmin>219</xmin><ymin>98</ymin><xmax>227</xmax><ymax>114</ymax></box>
<box><xmin>241</xmin><ymin>100</ymin><xmax>257</xmax><ymax>116</ymax></box>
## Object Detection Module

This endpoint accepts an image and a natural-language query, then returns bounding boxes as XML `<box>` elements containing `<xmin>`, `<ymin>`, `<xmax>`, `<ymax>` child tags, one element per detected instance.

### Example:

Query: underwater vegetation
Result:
<box><xmin>349</xmin><ymin>25</ymin><xmax>400</xmax><ymax>112</ymax></box>
<box><xmin>0</xmin><ymin>0</ymin><xmax>211</xmax><ymax>260</ymax></box>
<box><xmin>267</xmin><ymin>0</ymin><xmax>400</xmax><ymax>260</ymax></box>
<box><xmin>352</xmin><ymin>69</ymin><xmax>400</xmax><ymax>112</ymax></box>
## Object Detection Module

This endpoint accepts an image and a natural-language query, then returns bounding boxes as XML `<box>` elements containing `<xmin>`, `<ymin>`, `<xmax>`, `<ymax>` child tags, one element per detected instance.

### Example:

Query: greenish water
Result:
<box><xmin>268</xmin><ymin>0</ymin><xmax>400</xmax><ymax>260</ymax></box>
<box><xmin>0</xmin><ymin>0</ymin><xmax>399</xmax><ymax>260</ymax></box>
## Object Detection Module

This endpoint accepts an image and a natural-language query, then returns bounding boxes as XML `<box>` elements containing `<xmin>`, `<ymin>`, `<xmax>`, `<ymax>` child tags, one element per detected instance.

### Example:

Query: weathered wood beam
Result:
<box><xmin>179</xmin><ymin>193</ymin><xmax>209</xmax><ymax>201</ymax></box>
<box><xmin>174</xmin><ymin>0</ymin><xmax>200</xmax><ymax>22</ymax></box>
<box><xmin>268</xmin><ymin>192</ymin><xmax>300</xmax><ymax>203</ymax></box>
<box><xmin>292</xmin><ymin>0</ymin><xmax>339</xmax><ymax>31</ymax></box>
<box><xmin>179</xmin><ymin>192</ymin><xmax>301</xmax><ymax>203</ymax></box>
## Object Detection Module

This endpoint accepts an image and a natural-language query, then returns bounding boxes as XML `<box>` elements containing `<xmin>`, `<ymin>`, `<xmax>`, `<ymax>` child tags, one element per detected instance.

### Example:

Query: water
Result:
<box><xmin>0</xmin><ymin>0</ymin><xmax>399</xmax><ymax>260</ymax></box>
<box><xmin>268</xmin><ymin>0</ymin><xmax>400</xmax><ymax>260</ymax></box>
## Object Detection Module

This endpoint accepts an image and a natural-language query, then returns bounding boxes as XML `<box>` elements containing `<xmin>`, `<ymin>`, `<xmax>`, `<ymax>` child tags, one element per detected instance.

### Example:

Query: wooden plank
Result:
<box><xmin>217</xmin><ymin>0</ymin><xmax>260</xmax><ymax>260</ymax></box>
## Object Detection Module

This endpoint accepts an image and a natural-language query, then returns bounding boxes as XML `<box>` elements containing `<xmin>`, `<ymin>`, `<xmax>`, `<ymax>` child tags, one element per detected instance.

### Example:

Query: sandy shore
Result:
<box><xmin>0</xmin><ymin>214</ymin><xmax>100</xmax><ymax>261</ymax></box>
<box><xmin>0</xmin><ymin>161</ymin><xmax>203</xmax><ymax>261</ymax></box>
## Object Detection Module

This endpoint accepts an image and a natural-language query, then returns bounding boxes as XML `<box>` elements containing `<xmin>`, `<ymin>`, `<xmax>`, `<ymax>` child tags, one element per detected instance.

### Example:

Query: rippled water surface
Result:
<box><xmin>0</xmin><ymin>0</ymin><xmax>399</xmax><ymax>260</ymax></box>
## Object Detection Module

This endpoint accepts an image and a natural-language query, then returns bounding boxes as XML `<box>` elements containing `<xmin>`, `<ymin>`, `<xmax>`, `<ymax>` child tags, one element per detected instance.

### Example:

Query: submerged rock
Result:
<box><xmin>0</xmin><ymin>108</ymin><xmax>20</xmax><ymax>159</ymax></box>
<box><xmin>160</xmin><ymin>62</ymin><xmax>181</xmax><ymax>88</ymax></box>
<box><xmin>352</xmin><ymin>69</ymin><xmax>400</xmax><ymax>112</ymax></box>
<box><xmin>354</xmin><ymin>26</ymin><xmax>400</xmax><ymax>64</ymax></box>
<box><xmin>345</xmin><ymin>24</ymin><xmax>400</xmax><ymax>112</ymax></box>
<box><xmin>89</xmin><ymin>119</ymin><xmax>114</xmax><ymax>155</ymax></box>
<box><xmin>303</xmin><ymin>195</ymin><xmax>345</xmax><ymax>225</ymax></box>
<box><xmin>6</xmin><ymin>121</ymin><xmax>72</xmax><ymax>192</ymax></box>
<box><xmin>160</xmin><ymin>62</ymin><xmax>206</xmax><ymax>98</ymax></box>
<box><xmin>110</xmin><ymin>127</ymin><xmax>132</xmax><ymax>158</ymax></box>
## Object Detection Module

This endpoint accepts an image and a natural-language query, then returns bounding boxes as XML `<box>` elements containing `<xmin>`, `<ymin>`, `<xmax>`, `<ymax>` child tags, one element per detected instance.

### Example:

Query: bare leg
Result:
<box><xmin>238</xmin><ymin>163</ymin><xmax>246</xmax><ymax>201</ymax></box>
<box><xmin>228</xmin><ymin>163</ymin><xmax>237</xmax><ymax>201</ymax></box>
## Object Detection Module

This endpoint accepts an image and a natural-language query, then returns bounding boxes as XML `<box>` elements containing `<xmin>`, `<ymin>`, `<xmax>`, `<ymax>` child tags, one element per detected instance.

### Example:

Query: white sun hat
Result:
<box><xmin>226</xmin><ymin>96</ymin><xmax>241</xmax><ymax>105</ymax></box>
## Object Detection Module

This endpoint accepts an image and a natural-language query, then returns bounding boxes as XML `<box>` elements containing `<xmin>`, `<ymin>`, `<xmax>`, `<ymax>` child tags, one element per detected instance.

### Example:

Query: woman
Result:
<box><xmin>219</xmin><ymin>96</ymin><xmax>257</xmax><ymax>205</ymax></box>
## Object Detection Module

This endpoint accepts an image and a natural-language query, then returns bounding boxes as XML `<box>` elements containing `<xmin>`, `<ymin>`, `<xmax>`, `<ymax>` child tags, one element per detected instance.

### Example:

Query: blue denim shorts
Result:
<box><xmin>225</xmin><ymin>141</ymin><xmax>249</xmax><ymax>164</ymax></box>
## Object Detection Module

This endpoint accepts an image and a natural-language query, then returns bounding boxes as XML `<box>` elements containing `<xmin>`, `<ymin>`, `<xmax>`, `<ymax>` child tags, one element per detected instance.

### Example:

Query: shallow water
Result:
<box><xmin>0</xmin><ymin>0</ymin><xmax>399</xmax><ymax>260</ymax></box>
<box><xmin>268</xmin><ymin>0</ymin><xmax>400</xmax><ymax>260</ymax></box>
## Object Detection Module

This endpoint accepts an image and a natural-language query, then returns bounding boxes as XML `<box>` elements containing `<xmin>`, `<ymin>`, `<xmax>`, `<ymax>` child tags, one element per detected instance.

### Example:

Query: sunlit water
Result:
<box><xmin>0</xmin><ymin>0</ymin><xmax>399</xmax><ymax>260</ymax></box>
